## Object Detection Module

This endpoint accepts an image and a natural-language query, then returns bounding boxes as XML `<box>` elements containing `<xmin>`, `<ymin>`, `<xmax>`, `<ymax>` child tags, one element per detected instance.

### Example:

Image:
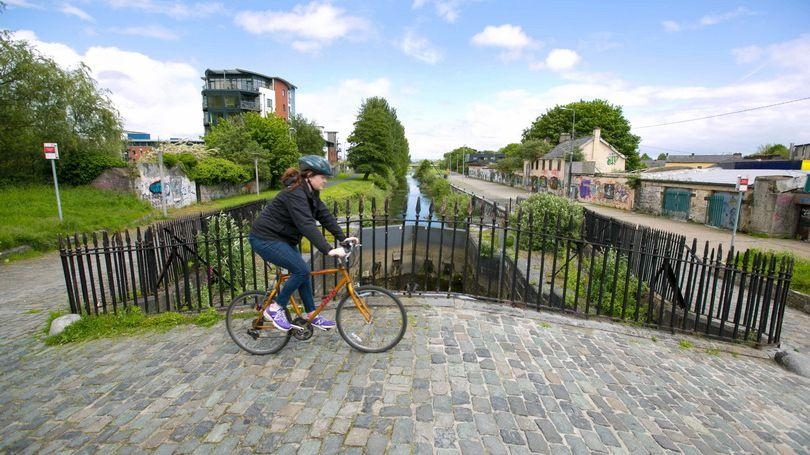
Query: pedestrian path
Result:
<box><xmin>0</xmin><ymin>253</ymin><xmax>808</xmax><ymax>452</ymax></box>
<box><xmin>447</xmin><ymin>173</ymin><xmax>810</xmax><ymax>258</ymax></box>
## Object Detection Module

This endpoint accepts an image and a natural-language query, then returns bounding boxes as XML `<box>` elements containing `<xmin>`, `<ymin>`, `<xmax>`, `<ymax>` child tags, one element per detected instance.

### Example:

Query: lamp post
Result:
<box><xmin>253</xmin><ymin>156</ymin><xmax>260</xmax><ymax>195</ymax></box>
<box><xmin>560</xmin><ymin>107</ymin><xmax>576</xmax><ymax>199</ymax></box>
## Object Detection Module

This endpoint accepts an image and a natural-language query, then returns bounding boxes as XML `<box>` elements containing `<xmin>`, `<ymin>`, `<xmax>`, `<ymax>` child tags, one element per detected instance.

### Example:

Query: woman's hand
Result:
<box><xmin>328</xmin><ymin>247</ymin><xmax>347</xmax><ymax>258</ymax></box>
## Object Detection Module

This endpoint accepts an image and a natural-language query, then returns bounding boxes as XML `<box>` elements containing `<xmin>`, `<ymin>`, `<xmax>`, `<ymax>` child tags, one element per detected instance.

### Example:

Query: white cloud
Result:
<box><xmin>471</xmin><ymin>24</ymin><xmax>533</xmax><ymax>50</ymax></box>
<box><xmin>699</xmin><ymin>6</ymin><xmax>754</xmax><ymax>27</ymax></box>
<box><xmin>296</xmin><ymin>78</ymin><xmax>393</xmax><ymax>154</ymax></box>
<box><xmin>234</xmin><ymin>2</ymin><xmax>371</xmax><ymax>53</ymax></box>
<box><xmin>400</xmin><ymin>31</ymin><xmax>443</xmax><ymax>64</ymax></box>
<box><xmin>116</xmin><ymin>26</ymin><xmax>179</xmax><ymax>40</ymax></box>
<box><xmin>662</xmin><ymin>20</ymin><xmax>680</xmax><ymax>33</ymax></box>
<box><xmin>412</xmin><ymin>0</ymin><xmax>464</xmax><ymax>23</ymax></box>
<box><xmin>60</xmin><ymin>4</ymin><xmax>94</xmax><ymax>22</ymax></box>
<box><xmin>545</xmin><ymin>49</ymin><xmax>580</xmax><ymax>72</ymax></box>
<box><xmin>13</xmin><ymin>30</ymin><xmax>204</xmax><ymax>140</ymax></box>
<box><xmin>663</xmin><ymin>6</ymin><xmax>755</xmax><ymax>33</ymax></box>
<box><xmin>103</xmin><ymin>0</ymin><xmax>226</xmax><ymax>20</ymax></box>
<box><xmin>4</xmin><ymin>0</ymin><xmax>41</xmax><ymax>8</ymax></box>
<box><xmin>732</xmin><ymin>45</ymin><xmax>762</xmax><ymax>64</ymax></box>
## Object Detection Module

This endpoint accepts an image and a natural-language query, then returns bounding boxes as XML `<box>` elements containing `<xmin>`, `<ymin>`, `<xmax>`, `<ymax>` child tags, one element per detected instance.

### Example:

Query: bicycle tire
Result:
<box><xmin>336</xmin><ymin>285</ymin><xmax>407</xmax><ymax>353</ymax></box>
<box><xmin>226</xmin><ymin>290</ymin><xmax>291</xmax><ymax>355</ymax></box>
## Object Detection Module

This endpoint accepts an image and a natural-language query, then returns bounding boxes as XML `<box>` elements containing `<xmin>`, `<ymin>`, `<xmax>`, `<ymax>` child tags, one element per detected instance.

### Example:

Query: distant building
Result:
<box><xmin>525</xmin><ymin>127</ymin><xmax>625</xmax><ymax>195</ymax></box>
<box><xmin>791</xmin><ymin>143</ymin><xmax>810</xmax><ymax>160</ymax></box>
<box><xmin>660</xmin><ymin>152</ymin><xmax>742</xmax><ymax>169</ymax></box>
<box><xmin>201</xmin><ymin>68</ymin><xmax>296</xmax><ymax>133</ymax></box>
<box><xmin>325</xmin><ymin>131</ymin><xmax>339</xmax><ymax>164</ymax></box>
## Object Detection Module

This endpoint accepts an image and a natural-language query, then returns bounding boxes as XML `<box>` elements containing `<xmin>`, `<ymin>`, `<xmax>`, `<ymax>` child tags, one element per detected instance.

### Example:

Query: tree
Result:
<box><xmin>204</xmin><ymin>112</ymin><xmax>298</xmax><ymax>188</ymax></box>
<box><xmin>290</xmin><ymin>114</ymin><xmax>325</xmax><ymax>156</ymax></box>
<box><xmin>522</xmin><ymin>99</ymin><xmax>642</xmax><ymax>170</ymax></box>
<box><xmin>346</xmin><ymin>97</ymin><xmax>410</xmax><ymax>182</ymax></box>
<box><xmin>656</xmin><ymin>153</ymin><xmax>667</xmax><ymax>160</ymax></box>
<box><xmin>749</xmin><ymin>143</ymin><xmax>789</xmax><ymax>159</ymax></box>
<box><xmin>0</xmin><ymin>31</ymin><xmax>124</xmax><ymax>184</ymax></box>
<box><xmin>442</xmin><ymin>146</ymin><xmax>476</xmax><ymax>173</ymax></box>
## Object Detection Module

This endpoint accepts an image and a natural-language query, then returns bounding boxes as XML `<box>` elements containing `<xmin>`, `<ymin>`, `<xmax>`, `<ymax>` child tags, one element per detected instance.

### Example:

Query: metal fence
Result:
<box><xmin>58</xmin><ymin>199</ymin><xmax>793</xmax><ymax>345</ymax></box>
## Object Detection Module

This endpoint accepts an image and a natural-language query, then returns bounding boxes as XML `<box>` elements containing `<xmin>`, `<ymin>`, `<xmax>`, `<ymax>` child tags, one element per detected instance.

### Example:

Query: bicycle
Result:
<box><xmin>225</xmin><ymin>240</ymin><xmax>407</xmax><ymax>354</ymax></box>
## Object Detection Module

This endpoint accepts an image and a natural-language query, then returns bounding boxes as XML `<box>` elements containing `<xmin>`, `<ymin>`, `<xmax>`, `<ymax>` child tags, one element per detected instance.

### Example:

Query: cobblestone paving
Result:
<box><xmin>1</xmin><ymin>287</ymin><xmax>808</xmax><ymax>453</ymax></box>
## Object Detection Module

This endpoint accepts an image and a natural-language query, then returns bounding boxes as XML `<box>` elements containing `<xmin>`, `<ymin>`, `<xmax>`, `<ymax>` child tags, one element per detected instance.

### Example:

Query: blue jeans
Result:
<box><xmin>249</xmin><ymin>234</ymin><xmax>315</xmax><ymax>313</ymax></box>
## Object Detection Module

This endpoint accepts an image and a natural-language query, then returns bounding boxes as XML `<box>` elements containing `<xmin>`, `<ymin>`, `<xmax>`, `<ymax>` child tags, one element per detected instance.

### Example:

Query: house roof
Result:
<box><xmin>638</xmin><ymin>168</ymin><xmax>807</xmax><ymax>186</ymax></box>
<box><xmin>665</xmin><ymin>153</ymin><xmax>741</xmax><ymax>164</ymax></box>
<box><xmin>203</xmin><ymin>68</ymin><xmax>297</xmax><ymax>89</ymax></box>
<box><xmin>542</xmin><ymin>133</ymin><xmax>625</xmax><ymax>160</ymax></box>
<box><xmin>544</xmin><ymin>137</ymin><xmax>592</xmax><ymax>159</ymax></box>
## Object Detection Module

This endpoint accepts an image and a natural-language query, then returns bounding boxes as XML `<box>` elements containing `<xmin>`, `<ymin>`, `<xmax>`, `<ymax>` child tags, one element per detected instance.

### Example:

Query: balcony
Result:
<box><xmin>202</xmin><ymin>80</ymin><xmax>259</xmax><ymax>93</ymax></box>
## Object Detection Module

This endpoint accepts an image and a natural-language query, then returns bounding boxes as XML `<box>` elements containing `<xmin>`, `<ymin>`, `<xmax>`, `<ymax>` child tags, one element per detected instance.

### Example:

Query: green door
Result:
<box><xmin>662</xmin><ymin>188</ymin><xmax>691</xmax><ymax>220</ymax></box>
<box><xmin>707</xmin><ymin>192</ymin><xmax>738</xmax><ymax>229</ymax></box>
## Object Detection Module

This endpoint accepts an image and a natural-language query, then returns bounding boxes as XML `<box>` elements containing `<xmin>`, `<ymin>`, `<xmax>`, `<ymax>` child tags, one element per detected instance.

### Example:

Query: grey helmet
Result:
<box><xmin>298</xmin><ymin>155</ymin><xmax>333</xmax><ymax>176</ymax></box>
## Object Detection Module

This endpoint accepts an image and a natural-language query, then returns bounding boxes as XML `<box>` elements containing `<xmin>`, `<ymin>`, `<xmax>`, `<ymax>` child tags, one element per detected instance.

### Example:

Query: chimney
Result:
<box><xmin>559</xmin><ymin>133</ymin><xmax>571</xmax><ymax>143</ymax></box>
<box><xmin>593</xmin><ymin>127</ymin><xmax>601</xmax><ymax>143</ymax></box>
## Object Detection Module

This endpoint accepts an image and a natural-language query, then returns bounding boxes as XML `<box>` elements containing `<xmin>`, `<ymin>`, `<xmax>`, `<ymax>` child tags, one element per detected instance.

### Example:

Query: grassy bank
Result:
<box><xmin>0</xmin><ymin>177</ymin><xmax>388</xmax><ymax>260</ymax></box>
<box><xmin>0</xmin><ymin>185</ymin><xmax>156</xmax><ymax>254</ymax></box>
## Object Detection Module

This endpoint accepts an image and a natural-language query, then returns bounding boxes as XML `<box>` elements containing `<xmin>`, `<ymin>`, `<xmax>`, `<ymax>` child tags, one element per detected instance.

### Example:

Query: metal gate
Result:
<box><xmin>662</xmin><ymin>188</ymin><xmax>691</xmax><ymax>220</ymax></box>
<box><xmin>706</xmin><ymin>192</ymin><xmax>739</xmax><ymax>229</ymax></box>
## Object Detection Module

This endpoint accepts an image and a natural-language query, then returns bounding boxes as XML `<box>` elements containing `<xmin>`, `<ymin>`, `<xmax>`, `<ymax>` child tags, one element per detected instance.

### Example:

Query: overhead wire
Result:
<box><xmin>634</xmin><ymin>96</ymin><xmax>810</xmax><ymax>129</ymax></box>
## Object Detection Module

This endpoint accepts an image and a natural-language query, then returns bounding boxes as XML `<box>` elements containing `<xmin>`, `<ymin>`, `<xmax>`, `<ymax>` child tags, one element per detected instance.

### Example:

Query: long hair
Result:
<box><xmin>282</xmin><ymin>167</ymin><xmax>317</xmax><ymax>191</ymax></box>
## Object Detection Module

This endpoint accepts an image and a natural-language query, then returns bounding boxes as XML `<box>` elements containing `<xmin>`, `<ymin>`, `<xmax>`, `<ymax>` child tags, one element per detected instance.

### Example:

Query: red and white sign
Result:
<box><xmin>44</xmin><ymin>142</ymin><xmax>59</xmax><ymax>160</ymax></box>
<box><xmin>736</xmin><ymin>176</ymin><xmax>749</xmax><ymax>192</ymax></box>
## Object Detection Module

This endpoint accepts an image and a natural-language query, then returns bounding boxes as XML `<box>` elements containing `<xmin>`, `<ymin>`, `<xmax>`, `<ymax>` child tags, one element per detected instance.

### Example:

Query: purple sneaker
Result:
<box><xmin>310</xmin><ymin>314</ymin><xmax>336</xmax><ymax>331</ymax></box>
<box><xmin>263</xmin><ymin>306</ymin><xmax>292</xmax><ymax>331</ymax></box>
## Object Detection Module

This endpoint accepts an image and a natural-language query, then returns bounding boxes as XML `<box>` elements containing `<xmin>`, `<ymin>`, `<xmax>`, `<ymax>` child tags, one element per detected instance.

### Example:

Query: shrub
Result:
<box><xmin>197</xmin><ymin>212</ymin><xmax>256</xmax><ymax>294</ymax></box>
<box><xmin>509</xmin><ymin>193</ymin><xmax>583</xmax><ymax>252</ymax></box>
<box><xmin>187</xmin><ymin>157</ymin><xmax>250</xmax><ymax>186</ymax></box>
<box><xmin>566</xmin><ymin>249</ymin><xmax>648</xmax><ymax>321</ymax></box>
<box><xmin>60</xmin><ymin>151</ymin><xmax>127</xmax><ymax>185</ymax></box>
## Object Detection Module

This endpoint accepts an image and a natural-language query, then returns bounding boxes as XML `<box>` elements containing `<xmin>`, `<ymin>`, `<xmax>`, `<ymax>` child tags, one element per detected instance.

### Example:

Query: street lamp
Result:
<box><xmin>560</xmin><ymin>107</ymin><xmax>576</xmax><ymax>199</ymax></box>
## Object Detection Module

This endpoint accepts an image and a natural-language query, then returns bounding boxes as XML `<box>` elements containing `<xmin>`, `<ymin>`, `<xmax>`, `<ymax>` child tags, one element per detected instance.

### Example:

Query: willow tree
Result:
<box><xmin>0</xmin><ymin>31</ymin><xmax>123</xmax><ymax>184</ymax></box>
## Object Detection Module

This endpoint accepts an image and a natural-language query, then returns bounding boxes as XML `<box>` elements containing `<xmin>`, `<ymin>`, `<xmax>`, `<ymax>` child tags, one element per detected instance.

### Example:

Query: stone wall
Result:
<box><xmin>635</xmin><ymin>183</ymin><xmax>664</xmax><ymax>215</ymax></box>
<box><xmin>137</xmin><ymin>163</ymin><xmax>197</xmax><ymax>208</ymax></box>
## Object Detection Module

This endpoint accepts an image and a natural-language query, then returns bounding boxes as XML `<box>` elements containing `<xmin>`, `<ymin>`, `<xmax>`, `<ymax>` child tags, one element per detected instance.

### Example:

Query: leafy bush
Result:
<box><xmin>187</xmin><ymin>157</ymin><xmax>250</xmax><ymax>186</ymax></box>
<box><xmin>566</xmin><ymin>249</ymin><xmax>648</xmax><ymax>320</ymax></box>
<box><xmin>413</xmin><ymin>160</ymin><xmax>470</xmax><ymax>217</ymax></box>
<box><xmin>509</xmin><ymin>193</ymin><xmax>583</xmax><ymax>252</ymax></box>
<box><xmin>60</xmin><ymin>151</ymin><xmax>127</xmax><ymax>185</ymax></box>
<box><xmin>163</xmin><ymin>152</ymin><xmax>198</xmax><ymax>171</ymax></box>
<box><xmin>197</xmin><ymin>212</ymin><xmax>256</xmax><ymax>294</ymax></box>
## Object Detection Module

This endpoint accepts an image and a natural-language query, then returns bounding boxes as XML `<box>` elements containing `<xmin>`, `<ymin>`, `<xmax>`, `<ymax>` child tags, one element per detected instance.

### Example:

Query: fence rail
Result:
<box><xmin>58</xmin><ymin>200</ymin><xmax>793</xmax><ymax>345</ymax></box>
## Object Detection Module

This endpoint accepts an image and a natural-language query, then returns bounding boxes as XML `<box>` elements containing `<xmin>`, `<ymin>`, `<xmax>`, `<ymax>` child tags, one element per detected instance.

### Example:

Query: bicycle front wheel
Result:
<box><xmin>226</xmin><ymin>291</ymin><xmax>291</xmax><ymax>355</ymax></box>
<box><xmin>336</xmin><ymin>285</ymin><xmax>407</xmax><ymax>353</ymax></box>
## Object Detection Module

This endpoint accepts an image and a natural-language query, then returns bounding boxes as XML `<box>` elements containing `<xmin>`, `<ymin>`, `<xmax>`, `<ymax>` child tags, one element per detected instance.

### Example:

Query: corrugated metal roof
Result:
<box><xmin>638</xmin><ymin>168</ymin><xmax>807</xmax><ymax>185</ymax></box>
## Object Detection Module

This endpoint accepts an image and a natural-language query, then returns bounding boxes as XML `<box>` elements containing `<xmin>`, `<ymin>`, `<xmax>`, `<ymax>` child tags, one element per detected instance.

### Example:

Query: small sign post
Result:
<box><xmin>44</xmin><ymin>143</ymin><xmax>63</xmax><ymax>221</ymax></box>
<box><xmin>730</xmin><ymin>175</ymin><xmax>748</xmax><ymax>251</ymax></box>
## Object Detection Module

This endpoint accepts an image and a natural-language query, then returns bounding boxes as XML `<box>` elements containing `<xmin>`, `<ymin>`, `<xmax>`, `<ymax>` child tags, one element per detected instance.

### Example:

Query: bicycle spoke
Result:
<box><xmin>336</xmin><ymin>286</ymin><xmax>406</xmax><ymax>353</ymax></box>
<box><xmin>226</xmin><ymin>291</ymin><xmax>290</xmax><ymax>355</ymax></box>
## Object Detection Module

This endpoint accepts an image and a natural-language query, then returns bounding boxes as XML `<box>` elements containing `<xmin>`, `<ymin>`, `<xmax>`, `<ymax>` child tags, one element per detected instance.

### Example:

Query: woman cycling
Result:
<box><xmin>249</xmin><ymin>155</ymin><xmax>358</xmax><ymax>332</ymax></box>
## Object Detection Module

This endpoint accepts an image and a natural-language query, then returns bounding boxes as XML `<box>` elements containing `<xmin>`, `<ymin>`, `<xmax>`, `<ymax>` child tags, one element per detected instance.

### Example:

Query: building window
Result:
<box><xmin>557</xmin><ymin>160</ymin><xmax>561</xmax><ymax>171</ymax></box>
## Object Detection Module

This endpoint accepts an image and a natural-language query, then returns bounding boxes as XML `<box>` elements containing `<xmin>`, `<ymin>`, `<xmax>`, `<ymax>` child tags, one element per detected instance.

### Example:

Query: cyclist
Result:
<box><xmin>249</xmin><ymin>155</ymin><xmax>358</xmax><ymax>332</ymax></box>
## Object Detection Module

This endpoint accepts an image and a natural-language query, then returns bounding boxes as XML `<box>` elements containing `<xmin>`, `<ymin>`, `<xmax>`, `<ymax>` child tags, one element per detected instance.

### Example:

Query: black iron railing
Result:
<box><xmin>59</xmin><ymin>200</ymin><xmax>793</xmax><ymax>345</ymax></box>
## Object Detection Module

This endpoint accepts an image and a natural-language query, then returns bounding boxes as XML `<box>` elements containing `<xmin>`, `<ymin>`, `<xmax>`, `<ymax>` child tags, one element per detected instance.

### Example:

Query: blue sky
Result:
<box><xmin>4</xmin><ymin>0</ymin><xmax>810</xmax><ymax>160</ymax></box>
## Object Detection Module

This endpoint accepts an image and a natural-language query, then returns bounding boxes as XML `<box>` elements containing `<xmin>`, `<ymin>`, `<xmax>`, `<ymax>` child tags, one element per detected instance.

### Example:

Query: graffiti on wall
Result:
<box><xmin>138</xmin><ymin>163</ymin><xmax>197</xmax><ymax>208</ymax></box>
<box><xmin>575</xmin><ymin>177</ymin><xmax>633</xmax><ymax>210</ymax></box>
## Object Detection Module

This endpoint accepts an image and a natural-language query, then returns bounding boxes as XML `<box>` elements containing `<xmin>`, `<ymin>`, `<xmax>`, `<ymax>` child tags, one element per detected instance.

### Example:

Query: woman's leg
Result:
<box><xmin>249</xmin><ymin>235</ymin><xmax>316</xmax><ymax>313</ymax></box>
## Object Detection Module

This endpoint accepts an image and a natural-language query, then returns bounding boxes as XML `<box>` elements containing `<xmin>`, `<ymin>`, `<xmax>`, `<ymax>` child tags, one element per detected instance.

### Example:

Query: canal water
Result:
<box><xmin>388</xmin><ymin>173</ymin><xmax>438</xmax><ymax>223</ymax></box>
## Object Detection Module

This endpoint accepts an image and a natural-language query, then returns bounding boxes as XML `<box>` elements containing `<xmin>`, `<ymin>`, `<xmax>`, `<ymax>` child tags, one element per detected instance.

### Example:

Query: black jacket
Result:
<box><xmin>250</xmin><ymin>181</ymin><xmax>346</xmax><ymax>254</ymax></box>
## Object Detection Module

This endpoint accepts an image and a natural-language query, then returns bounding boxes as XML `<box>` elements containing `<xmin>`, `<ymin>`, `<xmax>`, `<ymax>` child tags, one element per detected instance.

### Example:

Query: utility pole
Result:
<box><xmin>560</xmin><ymin>107</ymin><xmax>576</xmax><ymax>199</ymax></box>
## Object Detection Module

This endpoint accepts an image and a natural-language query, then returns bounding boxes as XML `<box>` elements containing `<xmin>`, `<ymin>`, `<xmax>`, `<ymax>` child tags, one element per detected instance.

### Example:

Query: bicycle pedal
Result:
<box><xmin>247</xmin><ymin>328</ymin><xmax>260</xmax><ymax>339</ymax></box>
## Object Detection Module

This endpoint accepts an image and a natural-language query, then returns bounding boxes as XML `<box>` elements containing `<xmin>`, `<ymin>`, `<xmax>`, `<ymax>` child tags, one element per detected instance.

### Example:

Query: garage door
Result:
<box><xmin>662</xmin><ymin>188</ymin><xmax>691</xmax><ymax>220</ymax></box>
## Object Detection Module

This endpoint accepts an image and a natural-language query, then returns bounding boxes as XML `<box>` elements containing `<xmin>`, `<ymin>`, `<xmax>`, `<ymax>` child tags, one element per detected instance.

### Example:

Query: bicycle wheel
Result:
<box><xmin>226</xmin><ymin>290</ymin><xmax>291</xmax><ymax>355</ymax></box>
<box><xmin>336</xmin><ymin>285</ymin><xmax>407</xmax><ymax>353</ymax></box>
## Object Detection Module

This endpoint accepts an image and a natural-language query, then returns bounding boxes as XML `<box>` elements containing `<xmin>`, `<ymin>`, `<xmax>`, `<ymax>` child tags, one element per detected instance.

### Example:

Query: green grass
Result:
<box><xmin>44</xmin><ymin>306</ymin><xmax>222</xmax><ymax>345</ymax></box>
<box><xmin>168</xmin><ymin>189</ymin><xmax>279</xmax><ymax>218</ymax></box>
<box><xmin>0</xmin><ymin>185</ymin><xmax>156</xmax><ymax>252</ymax></box>
<box><xmin>740</xmin><ymin>249</ymin><xmax>810</xmax><ymax>294</ymax></box>
<box><xmin>678</xmin><ymin>339</ymin><xmax>693</xmax><ymax>349</ymax></box>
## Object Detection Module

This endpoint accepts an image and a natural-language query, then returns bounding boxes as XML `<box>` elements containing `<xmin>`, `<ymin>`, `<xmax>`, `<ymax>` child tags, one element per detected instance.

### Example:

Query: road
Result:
<box><xmin>448</xmin><ymin>173</ymin><xmax>810</xmax><ymax>259</ymax></box>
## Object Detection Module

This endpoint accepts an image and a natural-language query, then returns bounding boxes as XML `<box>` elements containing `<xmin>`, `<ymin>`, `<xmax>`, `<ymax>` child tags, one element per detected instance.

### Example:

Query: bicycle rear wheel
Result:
<box><xmin>226</xmin><ymin>291</ymin><xmax>291</xmax><ymax>355</ymax></box>
<box><xmin>336</xmin><ymin>285</ymin><xmax>407</xmax><ymax>353</ymax></box>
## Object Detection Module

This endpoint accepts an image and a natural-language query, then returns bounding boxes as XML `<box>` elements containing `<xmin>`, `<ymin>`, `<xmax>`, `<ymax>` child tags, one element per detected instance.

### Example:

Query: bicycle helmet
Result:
<box><xmin>298</xmin><ymin>155</ymin><xmax>333</xmax><ymax>176</ymax></box>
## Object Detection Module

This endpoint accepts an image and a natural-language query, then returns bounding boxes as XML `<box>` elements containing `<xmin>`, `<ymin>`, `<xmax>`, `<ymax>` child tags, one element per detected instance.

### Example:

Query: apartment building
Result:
<box><xmin>201</xmin><ymin>68</ymin><xmax>296</xmax><ymax>133</ymax></box>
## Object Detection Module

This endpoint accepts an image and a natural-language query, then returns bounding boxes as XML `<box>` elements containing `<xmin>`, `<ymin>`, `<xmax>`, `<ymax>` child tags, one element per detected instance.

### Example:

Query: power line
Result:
<box><xmin>634</xmin><ymin>96</ymin><xmax>810</xmax><ymax>129</ymax></box>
